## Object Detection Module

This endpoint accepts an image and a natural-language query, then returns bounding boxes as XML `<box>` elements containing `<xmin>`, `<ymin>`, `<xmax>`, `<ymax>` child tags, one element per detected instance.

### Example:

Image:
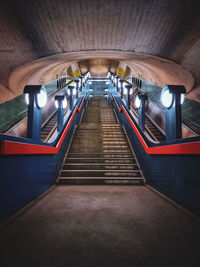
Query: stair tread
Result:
<box><xmin>58</xmin><ymin>97</ymin><xmax>145</xmax><ymax>186</ymax></box>
<box><xmin>59</xmin><ymin>177</ymin><xmax>143</xmax><ymax>180</ymax></box>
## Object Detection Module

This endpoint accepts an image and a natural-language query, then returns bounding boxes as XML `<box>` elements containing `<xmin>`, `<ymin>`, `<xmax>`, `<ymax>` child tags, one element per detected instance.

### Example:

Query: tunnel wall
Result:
<box><xmin>110</xmin><ymin>96</ymin><xmax>200</xmax><ymax>217</ymax></box>
<box><xmin>0</xmin><ymin>96</ymin><xmax>87</xmax><ymax>222</ymax></box>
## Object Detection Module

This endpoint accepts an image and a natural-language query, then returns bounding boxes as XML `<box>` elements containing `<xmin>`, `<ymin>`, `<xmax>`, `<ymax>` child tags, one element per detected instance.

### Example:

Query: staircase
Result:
<box><xmin>58</xmin><ymin>97</ymin><xmax>145</xmax><ymax>185</ymax></box>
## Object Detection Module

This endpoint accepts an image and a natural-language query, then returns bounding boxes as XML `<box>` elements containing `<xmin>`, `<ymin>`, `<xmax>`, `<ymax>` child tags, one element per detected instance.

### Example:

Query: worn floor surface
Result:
<box><xmin>0</xmin><ymin>185</ymin><xmax>200</xmax><ymax>267</ymax></box>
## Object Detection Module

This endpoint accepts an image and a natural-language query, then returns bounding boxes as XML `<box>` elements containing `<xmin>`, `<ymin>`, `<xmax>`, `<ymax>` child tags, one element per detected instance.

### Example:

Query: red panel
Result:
<box><xmin>113</xmin><ymin>97</ymin><xmax>200</xmax><ymax>155</ymax></box>
<box><xmin>1</xmin><ymin>96</ymin><xmax>200</xmax><ymax>155</ymax></box>
<box><xmin>1</xmin><ymin>97</ymin><xmax>86</xmax><ymax>155</ymax></box>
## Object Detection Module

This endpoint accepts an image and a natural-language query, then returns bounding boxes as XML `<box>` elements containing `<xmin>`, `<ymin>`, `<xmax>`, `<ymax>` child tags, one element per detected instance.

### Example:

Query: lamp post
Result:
<box><xmin>79</xmin><ymin>76</ymin><xmax>83</xmax><ymax>92</ymax></box>
<box><xmin>55</xmin><ymin>95</ymin><xmax>67</xmax><ymax>132</ymax></box>
<box><xmin>24</xmin><ymin>85</ymin><xmax>47</xmax><ymax>141</ymax></box>
<box><xmin>119</xmin><ymin>79</ymin><xmax>124</xmax><ymax>99</ymax></box>
<box><xmin>115</xmin><ymin>76</ymin><xmax>119</xmax><ymax>92</ymax></box>
<box><xmin>135</xmin><ymin>93</ymin><xmax>148</xmax><ymax>131</ymax></box>
<box><xmin>75</xmin><ymin>79</ymin><xmax>79</xmax><ymax>98</ymax></box>
<box><xmin>125</xmin><ymin>85</ymin><xmax>132</xmax><ymax>110</ymax></box>
<box><xmin>68</xmin><ymin>85</ymin><xmax>75</xmax><ymax>110</ymax></box>
<box><xmin>161</xmin><ymin>85</ymin><xmax>186</xmax><ymax>141</ymax></box>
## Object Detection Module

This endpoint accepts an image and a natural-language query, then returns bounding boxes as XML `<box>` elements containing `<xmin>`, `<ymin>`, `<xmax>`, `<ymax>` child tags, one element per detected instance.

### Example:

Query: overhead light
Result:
<box><xmin>124</xmin><ymin>88</ymin><xmax>128</xmax><ymax>95</ymax></box>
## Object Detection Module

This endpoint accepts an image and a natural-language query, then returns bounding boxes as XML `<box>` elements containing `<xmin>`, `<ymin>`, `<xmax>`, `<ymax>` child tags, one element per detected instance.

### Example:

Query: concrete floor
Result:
<box><xmin>0</xmin><ymin>185</ymin><xmax>200</xmax><ymax>267</ymax></box>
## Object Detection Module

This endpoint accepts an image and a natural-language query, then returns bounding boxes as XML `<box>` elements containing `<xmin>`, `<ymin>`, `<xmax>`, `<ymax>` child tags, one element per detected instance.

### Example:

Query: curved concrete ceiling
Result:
<box><xmin>0</xmin><ymin>0</ymin><xmax>200</xmax><ymax>103</ymax></box>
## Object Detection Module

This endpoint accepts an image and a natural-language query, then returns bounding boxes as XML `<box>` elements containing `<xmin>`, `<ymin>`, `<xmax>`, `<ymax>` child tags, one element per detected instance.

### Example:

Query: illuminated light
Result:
<box><xmin>135</xmin><ymin>95</ymin><xmax>141</xmax><ymax>108</ymax></box>
<box><xmin>124</xmin><ymin>88</ymin><xmax>128</xmax><ymax>95</ymax></box>
<box><xmin>130</xmin><ymin>88</ymin><xmax>133</xmax><ymax>95</ymax></box>
<box><xmin>73</xmin><ymin>88</ymin><xmax>76</xmax><ymax>96</ymax></box>
<box><xmin>118</xmin><ymin>80</ymin><xmax>121</xmax><ymax>87</ymax></box>
<box><xmin>25</xmin><ymin>93</ymin><xmax>29</xmax><ymax>105</ymax></box>
<box><xmin>67</xmin><ymin>88</ymin><xmax>70</xmax><ymax>95</ymax></box>
<box><xmin>181</xmin><ymin>94</ymin><xmax>185</xmax><ymax>104</ymax></box>
<box><xmin>36</xmin><ymin>89</ymin><xmax>47</xmax><ymax>108</ymax></box>
<box><xmin>114</xmin><ymin>77</ymin><xmax>117</xmax><ymax>84</ymax></box>
<box><xmin>106</xmin><ymin>81</ymin><xmax>109</xmax><ymax>84</ymax></box>
<box><xmin>90</xmin><ymin>89</ymin><xmax>93</xmax><ymax>92</ymax></box>
<box><xmin>105</xmin><ymin>89</ymin><xmax>108</xmax><ymax>91</ymax></box>
<box><xmin>161</xmin><ymin>89</ymin><xmax>173</xmax><ymax>108</ymax></box>
<box><xmin>55</xmin><ymin>100</ymin><xmax>58</xmax><ymax>108</ymax></box>
<box><xmin>62</xmin><ymin>97</ymin><xmax>67</xmax><ymax>108</ymax></box>
<box><xmin>89</xmin><ymin>82</ymin><xmax>92</xmax><ymax>84</ymax></box>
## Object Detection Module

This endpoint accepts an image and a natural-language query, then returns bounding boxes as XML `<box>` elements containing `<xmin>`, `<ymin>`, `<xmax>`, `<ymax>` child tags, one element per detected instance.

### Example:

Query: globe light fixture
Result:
<box><xmin>36</xmin><ymin>88</ymin><xmax>47</xmax><ymax>108</ymax></box>
<box><xmin>55</xmin><ymin>96</ymin><xmax>67</xmax><ymax>109</ymax></box>
<box><xmin>161</xmin><ymin>89</ymin><xmax>173</xmax><ymax>108</ymax></box>
<box><xmin>135</xmin><ymin>95</ymin><xmax>141</xmax><ymax>109</ymax></box>
<box><xmin>25</xmin><ymin>93</ymin><xmax>29</xmax><ymax>105</ymax></box>
<box><xmin>180</xmin><ymin>94</ymin><xmax>185</xmax><ymax>105</ymax></box>
<box><xmin>73</xmin><ymin>88</ymin><xmax>76</xmax><ymax>96</ymax></box>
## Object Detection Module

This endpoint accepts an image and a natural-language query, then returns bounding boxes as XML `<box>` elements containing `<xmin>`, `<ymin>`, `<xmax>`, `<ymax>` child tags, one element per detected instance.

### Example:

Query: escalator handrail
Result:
<box><xmin>1</xmin><ymin>96</ymin><xmax>87</xmax><ymax>155</ymax></box>
<box><xmin>111</xmin><ymin>94</ymin><xmax>200</xmax><ymax>155</ymax></box>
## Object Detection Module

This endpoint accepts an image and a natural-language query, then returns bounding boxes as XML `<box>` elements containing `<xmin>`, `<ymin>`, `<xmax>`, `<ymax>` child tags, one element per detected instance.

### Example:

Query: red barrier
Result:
<box><xmin>1</xmin><ymin>97</ymin><xmax>86</xmax><ymax>155</ymax></box>
<box><xmin>113</xmin><ymin>96</ymin><xmax>200</xmax><ymax>155</ymax></box>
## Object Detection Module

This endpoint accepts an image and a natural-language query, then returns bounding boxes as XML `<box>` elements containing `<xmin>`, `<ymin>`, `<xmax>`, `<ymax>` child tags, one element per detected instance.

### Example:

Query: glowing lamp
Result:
<box><xmin>180</xmin><ymin>94</ymin><xmax>185</xmax><ymax>104</ymax></box>
<box><xmin>24</xmin><ymin>86</ymin><xmax>47</xmax><ymax>108</ymax></box>
<box><xmin>135</xmin><ymin>95</ymin><xmax>141</xmax><ymax>109</ymax></box>
<box><xmin>36</xmin><ymin>88</ymin><xmax>47</xmax><ymax>108</ymax></box>
<box><xmin>161</xmin><ymin>89</ymin><xmax>173</xmax><ymax>108</ymax></box>
<box><xmin>55</xmin><ymin>95</ymin><xmax>67</xmax><ymax>109</ymax></box>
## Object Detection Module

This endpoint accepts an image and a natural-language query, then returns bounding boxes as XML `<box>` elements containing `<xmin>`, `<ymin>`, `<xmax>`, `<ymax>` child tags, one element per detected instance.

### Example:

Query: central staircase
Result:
<box><xmin>58</xmin><ymin>97</ymin><xmax>145</xmax><ymax>185</ymax></box>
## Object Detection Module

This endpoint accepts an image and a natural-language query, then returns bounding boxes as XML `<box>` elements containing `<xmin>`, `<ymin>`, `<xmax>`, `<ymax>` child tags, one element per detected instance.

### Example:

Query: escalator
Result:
<box><xmin>145</xmin><ymin>116</ymin><xmax>165</xmax><ymax>142</ymax></box>
<box><xmin>58</xmin><ymin>97</ymin><xmax>145</xmax><ymax>185</ymax></box>
<box><xmin>131</xmin><ymin>106</ymin><xmax>165</xmax><ymax>142</ymax></box>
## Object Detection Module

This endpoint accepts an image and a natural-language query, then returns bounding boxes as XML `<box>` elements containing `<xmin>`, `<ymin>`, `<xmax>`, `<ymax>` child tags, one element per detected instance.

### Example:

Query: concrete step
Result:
<box><xmin>67</xmin><ymin>153</ymin><xmax>133</xmax><ymax>158</ymax></box>
<box><xmin>63</xmin><ymin>163</ymin><xmax>139</xmax><ymax>170</ymax></box>
<box><xmin>65</xmin><ymin>158</ymin><xmax>136</xmax><ymax>164</ymax></box>
<box><xmin>69</xmin><ymin>148</ymin><xmax>132</xmax><ymax>153</ymax></box>
<box><xmin>58</xmin><ymin>177</ymin><xmax>144</xmax><ymax>185</ymax></box>
<box><xmin>60</xmin><ymin>169</ymin><xmax>141</xmax><ymax>177</ymax></box>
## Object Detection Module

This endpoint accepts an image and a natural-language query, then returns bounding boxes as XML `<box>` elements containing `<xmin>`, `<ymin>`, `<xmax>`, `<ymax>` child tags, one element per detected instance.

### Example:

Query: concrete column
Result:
<box><xmin>138</xmin><ymin>94</ymin><xmax>148</xmax><ymax>131</ymax></box>
<box><xmin>55</xmin><ymin>95</ymin><xmax>65</xmax><ymax>132</ymax></box>
<box><xmin>24</xmin><ymin>85</ymin><xmax>45</xmax><ymax>141</ymax></box>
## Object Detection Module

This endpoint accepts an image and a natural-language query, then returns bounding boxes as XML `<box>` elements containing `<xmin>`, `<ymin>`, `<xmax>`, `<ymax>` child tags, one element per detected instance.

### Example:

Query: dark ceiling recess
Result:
<box><xmin>0</xmin><ymin>0</ymin><xmax>200</xmax><ymax>100</ymax></box>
